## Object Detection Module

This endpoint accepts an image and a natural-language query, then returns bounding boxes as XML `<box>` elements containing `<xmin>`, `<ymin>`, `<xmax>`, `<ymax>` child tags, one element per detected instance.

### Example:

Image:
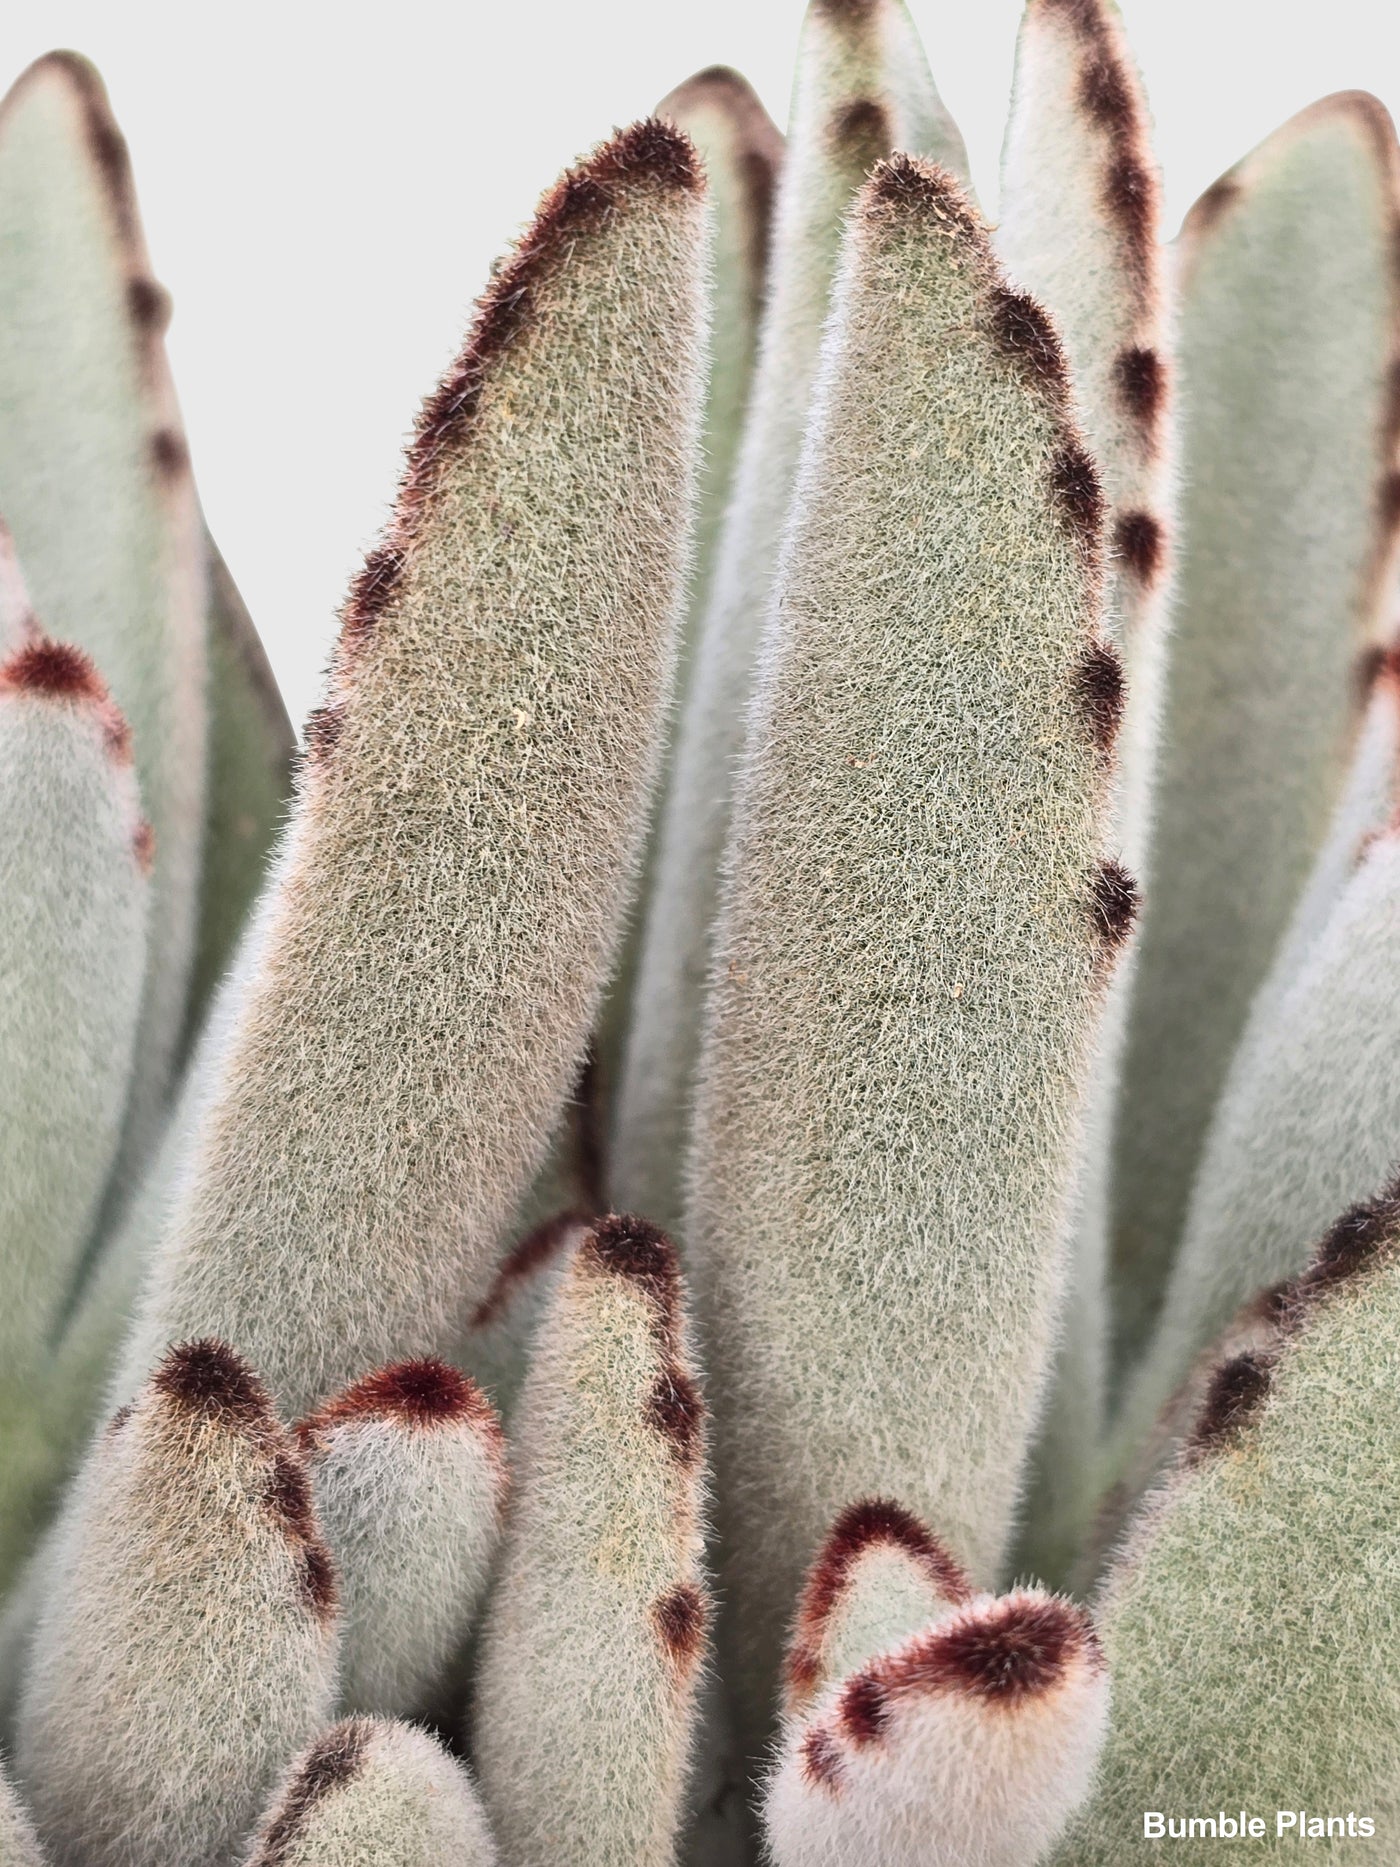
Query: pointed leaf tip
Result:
<box><xmin>149</xmin><ymin>1335</ymin><xmax>271</xmax><ymax>1426</ymax></box>
<box><xmin>1</xmin><ymin>636</ymin><xmax>105</xmax><ymax>702</ymax></box>
<box><xmin>302</xmin><ymin>1356</ymin><xmax>502</xmax><ymax>1437</ymax></box>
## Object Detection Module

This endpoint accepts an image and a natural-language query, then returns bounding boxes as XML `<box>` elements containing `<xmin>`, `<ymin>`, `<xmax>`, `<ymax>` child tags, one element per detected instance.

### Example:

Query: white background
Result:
<box><xmin>1</xmin><ymin>1</ymin><xmax>1397</xmax><ymax>727</ymax></box>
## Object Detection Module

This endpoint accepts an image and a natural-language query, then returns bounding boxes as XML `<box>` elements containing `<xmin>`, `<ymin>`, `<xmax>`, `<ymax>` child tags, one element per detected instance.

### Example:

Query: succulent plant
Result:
<box><xmin>1</xmin><ymin>2</ymin><xmax>1399</xmax><ymax>1863</ymax></box>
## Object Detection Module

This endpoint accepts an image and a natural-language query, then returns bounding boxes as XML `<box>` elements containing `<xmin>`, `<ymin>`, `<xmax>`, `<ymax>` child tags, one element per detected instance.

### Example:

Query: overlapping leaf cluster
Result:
<box><xmin>2</xmin><ymin>5</ymin><xmax>1399</xmax><ymax>1863</ymax></box>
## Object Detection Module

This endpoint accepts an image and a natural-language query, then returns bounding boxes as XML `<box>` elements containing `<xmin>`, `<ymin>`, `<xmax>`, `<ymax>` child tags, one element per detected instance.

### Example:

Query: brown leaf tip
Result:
<box><xmin>1189</xmin><ymin>1349</ymin><xmax>1276</xmax><ymax>1458</ymax></box>
<box><xmin>647</xmin><ymin>1363</ymin><xmax>705</xmax><ymax>1464</ymax></box>
<box><xmin>1074</xmin><ymin>640</ymin><xmax>1126</xmax><ymax>755</ymax></box>
<box><xmin>799</xmin><ymin>1724</ymin><xmax>845</xmax><ymax>1795</ymax></box>
<box><xmin>1114</xmin><ymin>509</ymin><xmax>1166</xmax><ymax>585</ymax></box>
<box><xmin>251</xmin><ymin>1719</ymin><xmax>370</xmax><ymax>1867</ymax></box>
<box><xmin>1051</xmin><ymin>443</ymin><xmax>1106</xmax><ymax>554</ymax></box>
<box><xmin>150</xmin><ymin>1337</ymin><xmax>272</xmax><ymax>1430</ymax></box>
<box><xmin>471</xmin><ymin>1210</ymin><xmax>591</xmax><ymax>1331</ymax></box>
<box><xmin>591</xmin><ymin>117</ymin><xmax>702</xmax><ymax>196</ymax></box>
<box><xmin>375</xmin><ymin>116</ymin><xmax>700</xmax><ymax>572</ymax></box>
<box><xmin>0</xmin><ymin>638</ymin><xmax>106</xmax><ymax>705</ymax></box>
<box><xmin>653</xmin><ymin>1580</ymin><xmax>708</xmax><ymax>1669</ymax></box>
<box><xmin>989</xmin><ymin>288</ymin><xmax>1071</xmax><ymax>402</ymax></box>
<box><xmin>127</xmin><ymin>277</ymin><xmax>171</xmax><ymax>334</ymax></box>
<box><xmin>583</xmin><ymin>1212</ymin><xmax>682</xmax><ymax>1311</ymax></box>
<box><xmin>302</xmin><ymin>1357</ymin><xmax>502</xmax><ymax>1438</ymax></box>
<box><xmin>1089</xmin><ymin>859</ymin><xmax>1139</xmax><ymax>948</ymax></box>
<box><xmin>789</xmin><ymin>1499</ymin><xmax>972</xmax><ymax>1703</ymax></box>
<box><xmin>864</xmin><ymin>156</ymin><xmax>981</xmax><ymax>241</ymax></box>
<box><xmin>132</xmin><ymin>819</ymin><xmax>156</xmax><ymax>875</ymax></box>
<box><xmin>1114</xmin><ymin>345</ymin><xmax>1166</xmax><ymax>430</ymax></box>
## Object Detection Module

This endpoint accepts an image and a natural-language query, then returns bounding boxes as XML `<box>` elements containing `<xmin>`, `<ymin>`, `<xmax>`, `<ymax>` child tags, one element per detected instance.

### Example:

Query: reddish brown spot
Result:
<box><xmin>303</xmin><ymin>703</ymin><xmax>345</xmax><ymax>761</ymax></box>
<box><xmin>582</xmin><ymin>1213</ymin><xmax>683</xmax><ymax>1323</ymax></box>
<box><xmin>1041</xmin><ymin>0</ymin><xmax>1101</xmax><ymax>30</ymax></box>
<box><xmin>829</xmin><ymin>98</ymin><xmax>891</xmax><ymax>167</ymax></box>
<box><xmin>989</xmin><ymin>289</ymin><xmax>1069</xmax><ymax>400</ymax></box>
<box><xmin>1114</xmin><ymin>345</ymin><xmax>1165</xmax><ymax>430</ymax></box>
<box><xmin>150</xmin><ymin>1337</ymin><xmax>271</xmax><ymax>1430</ymax></box>
<box><xmin>788</xmin><ymin>1499</ymin><xmax>971</xmax><ymax>1705</ymax></box>
<box><xmin>0</xmin><ymin>639</ymin><xmax>105</xmax><ymax>703</ymax></box>
<box><xmin>647</xmin><ymin>1364</ymin><xmax>705</xmax><ymax>1464</ymax></box>
<box><xmin>266</xmin><ymin>1453</ymin><xmax>316</xmax><ymax>1540</ymax></box>
<box><xmin>101</xmin><ymin>703</ymin><xmax>134</xmax><ymax>763</ymax></box>
<box><xmin>1290</xmin><ymin>1181</ymin><xmax>1400</xmax><ymax>1306</ymax></box>
<box><xmin>1189</xmin><ymin>1349</ymin><xmax>1276</xmax><ymax>1458</ymax></box>
<box><xmin>879</xmin><ymin>1592</ymin><xmax>1100</xmax><ymax>1707</ymax></box>
<box><xmin>300</xmin><ymin>1357</ymin><xmax>501</xmax><ymax>1438</ymax></box>
<box><xmin>1089</xmin><ymin>860</ymin><xmax>1139</xmax><ymax>948</ymax></box>
<box><xmin>250</xmin><ymin>1719</ymin><xmax>369</xmax><ymax>1867</ymax></box>
<box><xmin>865</xmin><ymin>156</ymin><xmax>980</xmax><ymax>240</ymax></box>
<box><xmin>132</xmin><ymin>819</ymin><xmax>156</xmax><ymax>875</ymax></box>
<box><xmin>652</xmin><ymin>1581</ymin><xmax>708</xmax><ymax>1668</ymax></box>
<box><xmin>1114</xmin><ymin>509</ymin><xmax>1165</xmax><ymax>584</ymax></box>
<box><xmin>1074</xmin><ymin>641</ymin><xmax>1126</xmax><ymax>755</ymax></box>
<box><xmin>837</xmin><ymin>1670</ymin><xmax>890</xmax><ymax>1746</ymax></box>
<box><xmin>126</xmin><ymin>277</ymin><xmax>170</xmax><ymax>333</ymax></box>
<box><xmin>150</xmin><ymin>428</ymin><xmax>188</xmax><ymax>480</ymax></box>
<box><xmin>1078</xmin><ymin>51</ymin><xmax>1132</xmax><ymax>132</ymax></box>
<box><xmin>1103</xmin><ymin>153</ymin><xmax>1155</xmax><ymax>261</ymax></box>
<box><xmin>1358</xmin><ymin>641</ymin><xmax>1400</xmax><ymax>705</ymax></box>
<box><xmin>299</xmin><ymin>1543</ymin><xmax>338</xmax><ymax>1622</ymax></box>
<box><xmin>1189</xmin><ymin>175</ymin><xmax>1243</xmax><ymax>236</ymax></box>
<box><xmin>470</xmin><ymin>1210</ymin><xmax>591</xmax><ymax>1330</ymax></box>
<box><xmin>799</xmin><ymin>1725</ymin><xmax>845</xmax><ymax>1794</ymax></box>
<box><xmin>1379</xmin><ymin>469</ymin><xmax>1400</xmax><ymax>533</ymax></box>
<box><xmin>1050</xmin><ymin>444</ymin><xmax>1105</xmax><ymax>552</ymax></box>
<box><xmin>340</xmin><ymin>545</ymin><xmax>406</xmax><ymax>652</ymax></box>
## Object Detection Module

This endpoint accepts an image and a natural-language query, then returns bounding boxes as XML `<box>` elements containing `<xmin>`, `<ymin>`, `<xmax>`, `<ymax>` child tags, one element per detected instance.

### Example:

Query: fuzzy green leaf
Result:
<box><xmin>0</xmin><ymin>54</ymin><xmax>208</xmax><ymax>1163</ymax></box>
<box><xmin>1108</xmin><ymin>93</ymin><xmax>1400</xmax><ymax>1365</ymax></box>
<box><xmin>0</xmin><ymin>640</ymin><xmax>148</xmax><ymax>1383</ymax></box>
<box><xmin>473</xmin><ymin>1218</ymin><xmax>710</xmax><ymax>1867</ymax></box>
<box><xmin>996</xmin><ymin>0</ymin><xmax>1174</xmax><ymax>1587</ymax></box>
<box><xmin>687</xmin><ymin>156</ymin><xmax>1122</xmax><ymax>1739</ymax></box>
<box><xmin>17</xmin><ymin>1341</ymin><xmax>338</xmax><ymax>1867</ymax></box>
<box><xmin>765</xmin><ymin>1590</ymin><xmax>1107</xmax><ymax>1867</ymax></box>
<box><xmin>297</xmin><ymin>1360</ymin><xmax>507</xmax><ymax>1720</ymax></box>
<box><xmin>242</xmin><ymin>1718</ymin><xmax>498</xmax><ymax>1867</ymax></box>
<box><xmin>1058</xmin><ymin>1189</ymin><xmax>1400</xmax><ymax>1862</ymax></box>
<box><xmin>611</xmin><ymin>0</ymin><xmax>969</xmax><ymax>1233</ymax></box>
<box><xmin>116</xmin><ymin>121</ymin><xmax>707</xmax><ymax>1417</ymax></box>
